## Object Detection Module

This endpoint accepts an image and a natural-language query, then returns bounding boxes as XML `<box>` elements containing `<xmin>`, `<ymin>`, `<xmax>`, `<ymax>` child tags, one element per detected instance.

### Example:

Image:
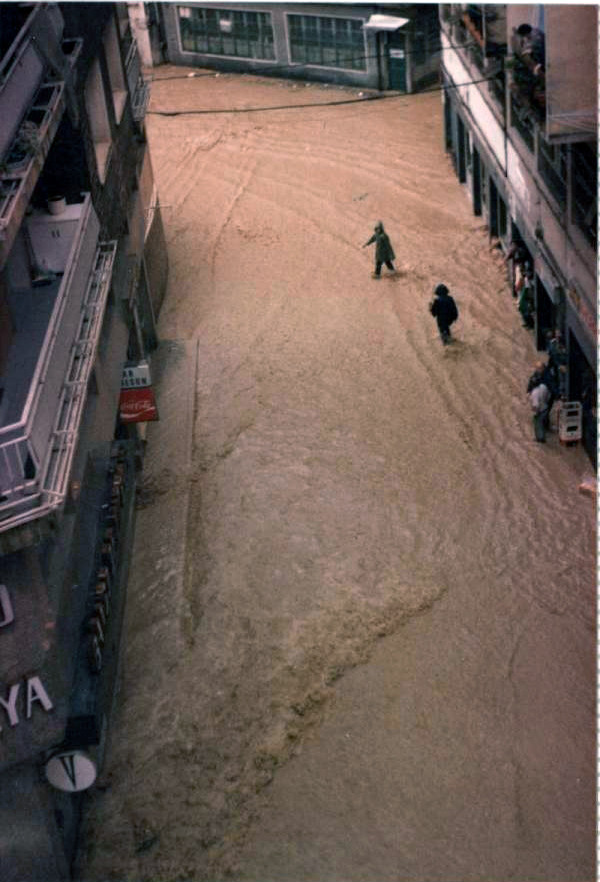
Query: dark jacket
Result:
<box><xmin>527</xmin><ymin>363</ymin><xmax>557</xmax><ymax>397</ymax></box>
<box><xmin>365</xmin><ymin>228</ymin><xmax>395</xmax><ymax>263</ymax></box>
<box><xmin>430</xmin><ymin>292</ymin><xmax>458</xmax><ymax>328</ymax></box>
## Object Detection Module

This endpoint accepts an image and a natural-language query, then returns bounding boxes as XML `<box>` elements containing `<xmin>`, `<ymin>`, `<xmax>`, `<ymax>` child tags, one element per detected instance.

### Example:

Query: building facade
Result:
<box><xmin>156</xmin><ymin>2</ymin><xmax>440</xmax><ymax>93</ymax></box>
<box><xmin>0</xmin><ymin>3</ymin><xmax>168</xmax><ymax>878</ymax></box>
<box><xmin>440</xmin><ymin>3</ymin><xmax>597</xmax><ymax>463</ymax></box>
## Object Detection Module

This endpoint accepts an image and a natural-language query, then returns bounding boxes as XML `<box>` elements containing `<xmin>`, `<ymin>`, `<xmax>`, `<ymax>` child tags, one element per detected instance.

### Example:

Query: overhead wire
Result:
<box><xmin>146</xmin><ymin>72</ymin><xmax>501</xmax><ymax>118</ymax></box>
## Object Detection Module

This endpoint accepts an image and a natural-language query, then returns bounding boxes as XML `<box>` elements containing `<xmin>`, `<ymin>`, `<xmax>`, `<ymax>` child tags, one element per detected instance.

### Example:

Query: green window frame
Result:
<box><xmin>288</xmin><ymin>14</ymin><xmax>366</xmax><ymax>71</ymax></box>
<box><xmin>178</xmin><ymin>7</ymin><xmax>275</xmax><ymax>60</ymax></box>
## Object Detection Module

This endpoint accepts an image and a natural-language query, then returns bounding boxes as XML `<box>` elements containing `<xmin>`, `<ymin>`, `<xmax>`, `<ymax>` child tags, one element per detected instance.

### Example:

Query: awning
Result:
<box><xmin>362</xmin><ymin>14</ymin><xmax>409</xmax><ymax>32</ymax></box>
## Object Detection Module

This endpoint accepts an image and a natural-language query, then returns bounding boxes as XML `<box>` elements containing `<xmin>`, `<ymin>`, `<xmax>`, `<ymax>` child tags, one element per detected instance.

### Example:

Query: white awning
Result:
<box><xmin>362</xmin><ymin>14</ymin><xmax>409</xmax><ymax>32</ymax></box>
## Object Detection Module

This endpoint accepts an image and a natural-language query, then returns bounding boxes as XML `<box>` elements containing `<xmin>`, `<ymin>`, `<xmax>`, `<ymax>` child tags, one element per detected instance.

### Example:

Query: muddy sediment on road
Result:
<box><xmin>75</xmin><ymin>69</ymin><xmax>596</xmax><ymax>882</ymax></box>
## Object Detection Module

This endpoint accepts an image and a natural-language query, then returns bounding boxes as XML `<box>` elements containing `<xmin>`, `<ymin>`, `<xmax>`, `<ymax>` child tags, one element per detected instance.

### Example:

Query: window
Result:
<box><xmin>84</xmin><ymin>58</ymin><xmax>112</xmax><ymax>184</ymax></box>
<box><xmin>178</xmin><ymin>7</ymin><xmax>275</xmax><ymax>60</ymax></box>
<box><xmin>288</xmin><ymin>15</ymin><xmax>366</xmax><ymax>71</ymax></box>
<box><xmin>538</xmin><ymin>135</ymin><xmax>567</xmax><ymax>208</ymax></box>
<box><xmin>571</xmin><ymin>142</ymin><xmax>597</xmax><ymax>248</ymax></box>
<box><xmin>104</xmin><ymin>17</ymin><xmax>127</xmax><ymax>124</ymax></box>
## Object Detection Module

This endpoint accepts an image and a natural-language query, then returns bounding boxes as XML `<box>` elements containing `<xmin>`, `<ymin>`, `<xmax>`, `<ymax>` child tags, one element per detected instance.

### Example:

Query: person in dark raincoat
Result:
<box><xmin>518</xmin><ymin>264</ymin><xmax>535</xmax><ymax>328</ymax></box>
<box><xmin>363</xmin><ymin>221</ymin><xmax>397</xmax><ymax>278</ymax></box>
<box><xmin>429</xmin><ymin>283</ymin><xmax>459</xmax><ymax>345</ymax></box>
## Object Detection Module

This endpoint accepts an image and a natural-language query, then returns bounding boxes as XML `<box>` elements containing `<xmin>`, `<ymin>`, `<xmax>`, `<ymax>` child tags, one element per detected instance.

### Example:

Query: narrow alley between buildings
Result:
<box><xmin>76</xmin><ymin>69</ymin><xmax>596</xmax><ymax>882</ymax></box>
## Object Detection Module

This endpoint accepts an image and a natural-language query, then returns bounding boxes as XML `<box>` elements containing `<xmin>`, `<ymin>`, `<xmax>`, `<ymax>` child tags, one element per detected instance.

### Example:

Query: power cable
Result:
<box><xmin>146</xmin><ymin>73</ymin><xmax>501</xmax><ymax>117</ymax></box>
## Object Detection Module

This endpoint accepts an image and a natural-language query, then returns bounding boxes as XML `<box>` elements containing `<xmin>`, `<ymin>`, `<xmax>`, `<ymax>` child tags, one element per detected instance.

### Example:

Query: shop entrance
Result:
<box><xmin>489</xmin><ymin>178</ymin><xmax>507</xmax><ymax>240</ymax></box>
<box><xmin>568</xmin><ymin>330</ymin><xmax>597</xmax><ymax>468</ymax></box>
<box><xmin>444</xmin><ymin>90</ymin><xmax>453</xmax><ymax>153</ymax></box>
<box><xmin>535</xmin><ymin>276</ymin><xmax>555</xmax><ymax>351</ymax></box>
<box><xmin>472</xmin><ymin>146</ymin><xmax>482</xmax><ymax>216</ymax></box>
<box><xmin>456</xmin><ymin>116</ymin><xmax>467</xmax><ymax>183</ymax></box>
<box><xmin>507</xmin><ymin>224</ymin><xmax>532</xmax><ymax>298</ymax></box>
<box><xmin>387</xmin><ymin>34</ymin><xmax>406</xmax><ymax>91</ymax></box>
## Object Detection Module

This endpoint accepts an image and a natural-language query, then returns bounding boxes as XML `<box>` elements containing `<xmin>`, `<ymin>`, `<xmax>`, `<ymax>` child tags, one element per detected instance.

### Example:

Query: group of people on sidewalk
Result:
<box><xmin>364</xmin><ymin>222</ymin><xmax>577</xmax><ymax>448</ymax></box>
<box><xmin>503</xmin><ymin>242</ymin><xmax>535</xmax><ymax>329</ymax></box>
<box><xmin>363</xmin><ymin>222</ymin><xmax>459</xmax><ymax>345</ymax></box>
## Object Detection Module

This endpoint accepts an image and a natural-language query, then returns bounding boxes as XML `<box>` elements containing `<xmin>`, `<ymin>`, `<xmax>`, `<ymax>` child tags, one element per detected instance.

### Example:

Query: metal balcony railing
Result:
<box><xmin>0</xmin><ymin>198</ymin><xmax>116</xmax><ymax>533</ymax></box>
<box><xmin>0</xmin><ymin>37</ymin><xmax>82</xmax><ymax>267</ymax></box>
<box><xmin>124</xmin><ymin>36</ymin><xmax>150</xmax><ymax>122</ymax></box>
<box><xmin>131</xmin><ymin>77</ymin><xmax>150</xmax><ymax>121</ymax></box>
<box><xmin>43</xmin><ymin>241</ymin><xmax>117</xmax><ymax>510</ymax></box>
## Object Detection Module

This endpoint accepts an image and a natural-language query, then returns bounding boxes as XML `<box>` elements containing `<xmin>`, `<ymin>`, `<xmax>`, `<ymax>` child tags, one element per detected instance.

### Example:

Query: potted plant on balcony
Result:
<box><xmin>0</xmin><ymin>121</ymin><xmax>39</xmax><ymax>176</ymax></box>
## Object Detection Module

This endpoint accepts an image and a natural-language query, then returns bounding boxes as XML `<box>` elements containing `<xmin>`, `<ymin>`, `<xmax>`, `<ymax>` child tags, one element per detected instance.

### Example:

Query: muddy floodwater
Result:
<box><xmin>76</xmin><ymin>69</ymin><xmax>596</xmax><ymax>882</ymax></box>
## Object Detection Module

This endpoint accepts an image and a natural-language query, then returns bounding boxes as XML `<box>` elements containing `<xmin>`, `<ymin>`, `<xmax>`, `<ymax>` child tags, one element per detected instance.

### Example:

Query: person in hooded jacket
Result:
<box><xmin>527</xmin><ymin>360</ymin><xmax>557</xmax><ymax>430</ymax></box>
<box><xmin>363</xmin><ymin>222</ymin><xmax>397</xmax><ymax>278</ymax></box>
<box><xmin>429</xmin><ymin>283</ymin><xmax>459</xmax><ymax>345</ymax></box>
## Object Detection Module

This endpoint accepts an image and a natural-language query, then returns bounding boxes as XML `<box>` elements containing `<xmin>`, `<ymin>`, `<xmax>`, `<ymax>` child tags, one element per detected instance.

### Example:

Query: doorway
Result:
<box><xmin>472</xmin><ymin>146</ymin><xmax>482</xmax><ymax>216</ymax></box>
<box><xmin>457</xmin><ymin>116</ymin><xmax>467</xmax><ymax>183</ymax></box>
<box><xmin>535</xmin><ymin>276</ymin><xmax>555</xmax><ymax>351</ymax></box>
<box><xmin>387</xmin><ymin>33</ymin><xmax>406</xmax><ymax>91</ymax></box>
<box><xmin>568</xmin><ymin>330</ymin><xmax>597</xmax><ymax>468</ymax></box>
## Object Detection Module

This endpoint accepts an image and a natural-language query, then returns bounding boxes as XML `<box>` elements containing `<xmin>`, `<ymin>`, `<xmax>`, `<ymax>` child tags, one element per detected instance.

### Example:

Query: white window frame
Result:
<box><xmin>84</xmin><ymin>57</ymin><xmax>112</xmax><ymax>184</ymax></box>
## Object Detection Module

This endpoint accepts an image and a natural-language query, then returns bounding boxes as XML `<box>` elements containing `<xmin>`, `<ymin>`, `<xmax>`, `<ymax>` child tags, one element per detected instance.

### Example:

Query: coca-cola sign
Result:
<box><xmin>119</xmin><ymin>386</ymin><xmax>159</xmax><ymax>423</ymax></box>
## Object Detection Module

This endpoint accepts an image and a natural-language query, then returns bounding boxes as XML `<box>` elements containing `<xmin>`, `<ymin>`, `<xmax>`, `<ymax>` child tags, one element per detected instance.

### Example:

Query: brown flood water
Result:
<box><xmin>76</xmin><ymin>69</ymin><xmax>596</xmax><ymax>882</ymax></box>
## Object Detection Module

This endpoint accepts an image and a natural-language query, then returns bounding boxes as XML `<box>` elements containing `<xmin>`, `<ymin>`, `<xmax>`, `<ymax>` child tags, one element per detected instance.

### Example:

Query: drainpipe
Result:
<box><xmin>376</xmin><ymin>31</ymin><xmax>383</xmax><ymax>92</ymax></box>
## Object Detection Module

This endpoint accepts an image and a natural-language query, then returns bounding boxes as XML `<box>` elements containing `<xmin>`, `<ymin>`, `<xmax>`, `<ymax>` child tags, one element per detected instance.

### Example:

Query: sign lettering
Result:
<box><xmin>0</xmin><ymin>583</ymin><xmax>54</xmax><ymax>737</ymax></box>
<box><xmin>59</xmin><ymin>754</ymin><xmax>77</xmax><ymax>789</ymax></box>
<box><xmin>0</xmin><ymin>683</ymin><xmax>20</xmax><ymax>728</ymax></box>
<box><xmin>119</xmin><ymin>386</ymin><xmax>159</xmax><ymax>423</ymax></box>
<box><xmin>0</xmin><ymin>678</ymin><xmax>54</xmax><ymax>732</ymax></box>
<box><xmin>0</xmin><ymin>585</ymin><xmax>14</xmax><ymax>628</ymax></box>
<box><xmin>26</xmin><ymin>676</ymin><xmax>53</xmax><ymax>718</ymax></box>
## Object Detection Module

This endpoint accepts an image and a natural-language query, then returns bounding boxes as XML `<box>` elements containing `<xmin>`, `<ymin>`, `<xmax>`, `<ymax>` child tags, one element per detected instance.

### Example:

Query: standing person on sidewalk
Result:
<box><xmin>529</xmin><ymin>380</ymin><xmax>551</xmax><ymax>442</ymax></box>
<box><xmin>363</xmin><ymin>221</ymin><xmax>397</xmax><ymax>279</ymax></box>
<box><xmin>527</xmin><ymin>360</ymin><xmax>557</xmax><ymax>431</ymax></box>
<box><xmin>429</xmin><ymin>283</ymin><xmax>459</xmax><ymax>345</ymax></box>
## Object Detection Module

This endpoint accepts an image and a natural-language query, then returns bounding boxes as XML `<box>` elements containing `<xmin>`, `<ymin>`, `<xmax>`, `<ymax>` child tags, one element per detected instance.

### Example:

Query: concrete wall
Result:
<box><xmin>161</xmin><ymin>2</ymin><xmax>381</xmax><ymax>88</ymax></box>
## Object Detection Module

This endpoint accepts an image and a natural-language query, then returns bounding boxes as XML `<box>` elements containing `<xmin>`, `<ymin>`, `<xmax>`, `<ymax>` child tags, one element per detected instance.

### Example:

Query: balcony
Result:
<box><xmin>125</xmin><ymin>36</ymin><xmax>150</xmax><ymax>122</ymax></box>
<box><xmin>0</xmin><ymin>6</ymin><xmax>82</xmax><ymax>269</ymax></box>
<box><xmin>0</xmin><ymin>194</ymin><xmax>116</xmax><ymax>533</ymax></box>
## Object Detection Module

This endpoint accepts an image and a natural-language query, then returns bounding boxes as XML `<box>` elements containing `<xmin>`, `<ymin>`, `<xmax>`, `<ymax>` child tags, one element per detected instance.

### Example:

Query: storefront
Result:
<box><xmin>566</xmin><ymin>283</ymin><xmax>597</xmax><ymax>467</ymax></box>
<box><xmin>162</xmin><ymin>4</ymin><xmax>439</xmax><ymax>92</ymax></box>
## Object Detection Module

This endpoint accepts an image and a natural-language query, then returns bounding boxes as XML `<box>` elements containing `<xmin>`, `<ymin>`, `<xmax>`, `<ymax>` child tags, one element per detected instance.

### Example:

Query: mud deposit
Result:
<box><xmin>76</xmin><ymin>70</ymin><xmax>596</xmax><ymax>882</ymax></box>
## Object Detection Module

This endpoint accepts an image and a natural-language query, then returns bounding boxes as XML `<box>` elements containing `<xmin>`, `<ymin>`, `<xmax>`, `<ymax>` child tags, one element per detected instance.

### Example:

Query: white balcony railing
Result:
<box><xmin>0</xmin><ymin>197</ymin><xmax>116</xmax><ymax>532</ymax></box>
<box><xmin>0</xmin><ymin>34</ymin><xmax>82</xmax><ymax>268</ymax></box>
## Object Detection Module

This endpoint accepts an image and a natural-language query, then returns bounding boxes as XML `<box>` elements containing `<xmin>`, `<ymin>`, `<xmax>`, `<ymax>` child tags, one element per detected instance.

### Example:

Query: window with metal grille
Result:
<box><xmin>571</xmin><ymin>142</ymin><xmax>597</xmax><ymax>248</ymax></box>
<box><xmin>538</xmin><ymin>135</ymin><xmax>567</xmax><ymax>208</ymax></box>
<box><xmin>287</xmin><ymin>15</ymin><xmax>366</xmax><ymax>71</ymax></box>
<box><xmin>178</xmin><ymin>7</ymin><xmax>275</xmax><ymax>60</ymax></box>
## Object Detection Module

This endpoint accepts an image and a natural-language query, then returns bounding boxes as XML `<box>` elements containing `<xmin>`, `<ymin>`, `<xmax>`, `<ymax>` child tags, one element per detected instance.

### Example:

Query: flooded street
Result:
<box><xmin>76</xmin><ymin>69</ymin><xmax>596</xmax><ymax>882</ymax></box>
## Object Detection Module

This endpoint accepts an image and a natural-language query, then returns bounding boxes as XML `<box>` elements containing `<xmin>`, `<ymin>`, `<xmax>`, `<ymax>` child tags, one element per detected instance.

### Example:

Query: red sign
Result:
<box><xmin>119</xmin><ymin>387</ymin><xmax>159</xmax><ymax>423</ymax></box>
